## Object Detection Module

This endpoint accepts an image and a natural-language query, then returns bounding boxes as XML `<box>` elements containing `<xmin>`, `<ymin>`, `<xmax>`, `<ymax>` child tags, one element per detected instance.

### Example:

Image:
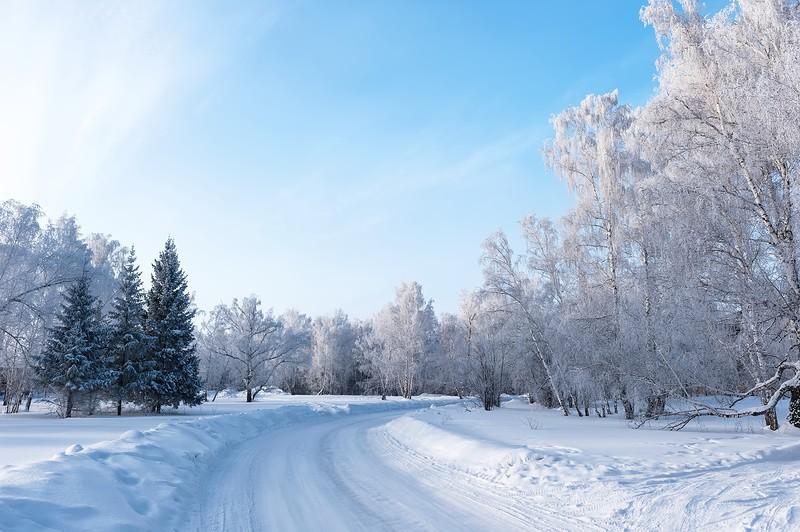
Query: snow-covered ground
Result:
<box><xmin>382</xmin><ymin>397</ymin><xmax>800</xmax><ymax>530</ymax></box>
<box><xmin>1</xmin><ymin>394</ymin><xmax>798</xmax><ymax>531</ymax></box>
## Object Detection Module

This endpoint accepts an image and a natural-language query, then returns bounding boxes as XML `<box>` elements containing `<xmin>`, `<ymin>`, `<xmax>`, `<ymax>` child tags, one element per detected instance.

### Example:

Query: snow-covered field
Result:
<box><xmin>1</xmin><ymin>394</ymin><xmax>798</xmax><ymax>531</ymax></box>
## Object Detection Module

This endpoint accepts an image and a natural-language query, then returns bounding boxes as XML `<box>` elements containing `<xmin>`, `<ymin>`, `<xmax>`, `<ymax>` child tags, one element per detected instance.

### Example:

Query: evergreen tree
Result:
<box><xmin>35</xmin><ymin>275</ymin><xmax>112</xmax><ymax>418</ymax></box>
<box><xmin>144</xmin><ymin>238</ymin><xmax>203</xmax><ymax>412</ymax></box>
<box><xmin>108</xmin><ymin>247</ymin><xmax>152</xmax><ymax>415</ymax></box>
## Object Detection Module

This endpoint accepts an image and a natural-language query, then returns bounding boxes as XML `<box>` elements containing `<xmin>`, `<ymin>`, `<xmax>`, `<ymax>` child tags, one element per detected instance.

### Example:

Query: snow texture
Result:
<box><xmin>0</xmin><ymin>396</ymin><xmax>456</xmax><ymax>531</ymax></box>
<box><xmin>3</xmin><ymin>395</ymin><xmax>798</xmax><ymax>531</ymax></box>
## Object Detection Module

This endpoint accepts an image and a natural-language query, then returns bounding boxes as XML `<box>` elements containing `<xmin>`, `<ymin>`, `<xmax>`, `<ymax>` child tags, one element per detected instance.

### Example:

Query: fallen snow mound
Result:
<box><xmin>0</xmin><ymin>398</ymin><xmax>455</xmax><ymax>532</ymax></box>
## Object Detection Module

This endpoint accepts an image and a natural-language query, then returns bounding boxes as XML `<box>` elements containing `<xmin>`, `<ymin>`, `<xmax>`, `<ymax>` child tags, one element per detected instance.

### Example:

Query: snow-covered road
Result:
<box><xmin>179</xmin><ymin>409</ymin><xmax>595</xmax><ymax>532</ymax></box>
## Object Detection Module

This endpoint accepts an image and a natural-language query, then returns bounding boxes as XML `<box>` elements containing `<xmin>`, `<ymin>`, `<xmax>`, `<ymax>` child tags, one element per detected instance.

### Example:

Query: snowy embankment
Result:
<box><xmin>0</xmin><ymin>392</ymin><xmax>412</xmax><ymax>468</ymax></box>
<box><xmin>0</xmin><ymin>396</ymin><xmax>456</xmax><ymax>532</ymax></box>
<box><xmin>379</xmin><ymin>398</ymin><xmax>800</xmax><ymax>530</ymax></box>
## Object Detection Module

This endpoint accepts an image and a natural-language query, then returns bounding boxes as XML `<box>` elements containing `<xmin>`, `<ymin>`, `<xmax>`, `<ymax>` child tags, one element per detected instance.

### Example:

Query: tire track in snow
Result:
<box><xmin>177</xmin><ymin>408</ymin><xmax>604</xmax><ymax>531</ymax></box>
<box><xmin>620</xmin><ymin>459</ymin><xmax>800</xmax><ymax>530</ymax></box>
<box><xmin>369</xmin><ymin>423</ymin><xmax>608</xmax><ymax>531</ymax></box>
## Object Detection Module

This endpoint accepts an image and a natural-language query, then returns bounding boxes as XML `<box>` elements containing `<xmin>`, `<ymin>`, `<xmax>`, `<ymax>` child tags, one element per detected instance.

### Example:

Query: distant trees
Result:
<box><xmin>310</xmin><ymin>310</ymin><xmax>356</xmax><ymax>395</ymax></box>
<box><xmin>370</xmin><ymin>282</ymin><xmax>438</xmax><ymax>399</ymax></box>
<box><xmin>200</xmin><ymin>281</ymin><xmax>456</xmax><ymax>403</ymax></box>
<box><xmin>481</xmin><ymin>232</ymin><xmax>568</xmax><ymax>414</ymax></box>
<box><xmin>201</xmin><ymin>296</ymin><xmax>310</xmax><ymax>402</ymax></box>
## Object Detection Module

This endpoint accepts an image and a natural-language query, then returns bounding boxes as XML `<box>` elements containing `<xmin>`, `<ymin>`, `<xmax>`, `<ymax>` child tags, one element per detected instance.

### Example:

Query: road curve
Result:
<box><xmin>177</xmin><ymin>408</ymin><xmax>596</xmax><ymax>532</ymax></box>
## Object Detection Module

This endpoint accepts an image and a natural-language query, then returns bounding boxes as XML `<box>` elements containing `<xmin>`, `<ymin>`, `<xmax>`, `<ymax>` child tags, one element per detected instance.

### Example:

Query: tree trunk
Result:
<box><xmin>621</xmin><ymin>393</ymin><xmax>635</xmax><ymax>420</ymax></box>
<box><xmin>246</xmin><ymin>388</ymin><xmax>253</xmax><ymax>403</ymax></box>
<box><xmin>788</xmin><ymin>388</ymin><xmax>800</xmax><ymax>429</ymax></box>
<box><xmin>24</xmin><ymin>392</ymin><xmax>32</xmax><ymax>412</ymax></box>
<box><xmin>645</xmin><ymin>394</ymin><xmax>666</xmax><ymax>418</ymax></box>
<box><xmin>572</xmin><ymin>395</ymin><xmax>582</xmax><ymax>417</ymax></box>
<box><xmin>764</xmin><ymin>406</ymin><xmax>779</xmax><ymax>431</ymax></box>
<box><xmin>65</xmin><ymin>390</ymin><xmax>74</xmax><ymax>418</ymax></box>
<box><xmin>117</xmin><ymin>399</ymin><xmax>122</xmax><ymax>416</ymax></box>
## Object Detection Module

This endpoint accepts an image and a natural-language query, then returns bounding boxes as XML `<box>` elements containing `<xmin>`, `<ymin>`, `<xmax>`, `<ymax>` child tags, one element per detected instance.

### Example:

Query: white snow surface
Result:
<box><xmin>0</xmin><ymin>395</ymin><xmax>456</xmax><ymax>531</ymax></box>
<box><xmin>383</xmin><ymin>397</ymin><xmax>800</xmax><ymax>530</ymax></box>
<box><xmin>1</xmin><ymin>395</ymin><xmax>799</xmax><ymax>531</ymax></box>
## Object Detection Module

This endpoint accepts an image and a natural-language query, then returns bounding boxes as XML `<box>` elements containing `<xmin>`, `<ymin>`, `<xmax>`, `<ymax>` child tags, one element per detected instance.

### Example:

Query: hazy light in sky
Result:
<box><xmin>0</xmin><ymin>0</ymin><xmax>661</xmax><ymax>318</ymax></box>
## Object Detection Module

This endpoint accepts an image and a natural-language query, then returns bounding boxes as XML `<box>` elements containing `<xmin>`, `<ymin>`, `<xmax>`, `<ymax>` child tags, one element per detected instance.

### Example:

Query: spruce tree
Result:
<box><xmin>35</xmin><ymin>275</ymin><xmax>112</xmax><ymax>418</ymax></box>
<box><xmin>108</xmin><ymin>247</ymin><xmax>152</xmax><ymax>415</ymax></box>
<box><xmin>144</xmin><ymin>238</ymin><xmax>203</xmax><ymax>412</ymax></box>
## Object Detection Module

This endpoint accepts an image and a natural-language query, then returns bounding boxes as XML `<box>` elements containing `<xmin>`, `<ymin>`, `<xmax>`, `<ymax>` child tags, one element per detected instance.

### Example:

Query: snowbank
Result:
<box><xmin>380</xmin><ymin>401</ymin><xmax>800</xmax><ymax>530</ymax></box>
<box><xmin>0</xmin><ymin>398</ymin><xmax>456</xmax><ymax>532</ymax></box>
<box><xmin>385</xmin><ymin>415</ymin><xmax>532</xmax><ymax>475</ymax></box>
<box><xmin>383</xmin><ymin>412</ymin><xmax>619</xmax><ymax>490</ymax></box>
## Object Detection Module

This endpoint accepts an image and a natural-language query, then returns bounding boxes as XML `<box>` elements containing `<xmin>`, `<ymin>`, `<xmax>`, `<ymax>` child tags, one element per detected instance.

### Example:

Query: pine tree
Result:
<box><xmin>108</xmin><ymin>247</ymin><xmax>152</xmax><ymax>415</ymax></box>
<box><xmin>144</xmin><ymin>238</ymin><xmax>203</xmax><ymax>412</ymax></box>
<box><xmin>35</xmin><ymin>275</ymin><xmax>112</xmax><ymax>418</ymax></box>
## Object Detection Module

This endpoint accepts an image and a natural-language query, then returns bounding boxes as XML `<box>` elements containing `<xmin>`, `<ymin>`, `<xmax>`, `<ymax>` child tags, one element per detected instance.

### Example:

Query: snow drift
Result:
<box><xmin>382</xmin><ymin>411</ymin><xmax>618</xmax><ymax>489</ymax></box>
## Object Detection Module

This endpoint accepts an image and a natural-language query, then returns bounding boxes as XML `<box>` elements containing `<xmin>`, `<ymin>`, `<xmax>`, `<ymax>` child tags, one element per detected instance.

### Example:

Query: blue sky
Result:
<box><xmin>2</xmin><ymin>0</ymin><xmax>667</xmax><ymax>318</ymax></box>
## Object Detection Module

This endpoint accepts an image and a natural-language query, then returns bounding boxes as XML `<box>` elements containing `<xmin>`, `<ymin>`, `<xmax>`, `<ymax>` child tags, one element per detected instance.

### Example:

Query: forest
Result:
<box><xmin>2</xmin><ymin>0</ymin><xmax>800</xmax><ymax>433</ymax></box>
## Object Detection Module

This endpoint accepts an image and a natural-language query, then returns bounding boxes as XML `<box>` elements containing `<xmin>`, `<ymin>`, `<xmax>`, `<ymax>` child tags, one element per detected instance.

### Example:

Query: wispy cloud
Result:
<box><xmin>260</xmin><ymin>124</ymin><xmax>545</xmax><ymax>246</ymax></box>
<box><xmin>0</xmin><ymin>1</ymin><xmax>276</xmax><ymax>202</ymax></box>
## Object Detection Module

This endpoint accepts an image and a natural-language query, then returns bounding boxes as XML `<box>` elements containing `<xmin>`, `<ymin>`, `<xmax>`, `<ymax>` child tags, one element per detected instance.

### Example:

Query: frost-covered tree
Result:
<box><xmin>87</xmin><ymin>233</ymin><xmax>126</xmax><ymax>312</ymax></box>
<box><xmin>144</xmin><ymin>238</ymin><xmax>202</xmax><ymax>412</ymax></box>
<box><xmin>201</xmin><ymin>297</ymin><xmax>310</xmax><ymax>402</ymax></box>
<box><xmin>459</xmin><ymin>292</ymin><xmax>519</xmax><ymax>410</ymax></box>
<box><xmin>371</xmin><ymin>282</ymin><xmax>438</xmax><ymax>399</ymax></box>
<box><xmin>481</xmin><ymin>232</ymin><xmax>568</xmax><ymax>415</ymax></box>
<box><xmin>637</xmin><ymin>0</ymin><xmax>800</xmax><ymax>428</ymax></box>
<box><xmin>0</xmin><ymin>204</ymin><xmax>92</xmax><ymax>412</ymax></box>
<box><xmin>359</xmin><ymin>321</ymin><xmax>390</xmax><ymax>399</ymax></box>
<box><xmin>544</xmin><ymin>91</ymin><xmax>640</xmax><ymax>418</ymax></box>
<box><xmin>437</xmin><ymin>312</ymin><xmax>470</xmax><ymax>398</ymax></box>
<box><xmin>35</xmin><ymin>276</ymin><xmax>112</xmax><ymax>418</ymax></box>
<box><xmin>310</xmin><ymin>310</ymin><xmax>356</xmax><ymax>395</ymax></box>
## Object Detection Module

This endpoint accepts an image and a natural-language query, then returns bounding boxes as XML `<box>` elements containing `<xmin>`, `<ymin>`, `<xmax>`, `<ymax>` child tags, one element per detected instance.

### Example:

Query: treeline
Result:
<box><xmin>196</xmin><ymin>283</ymin><xmax>441</xmax><ymax>403</ymax></box>
<box><xmin>200</xmin><ymin>0</ymin><xmax>800</xmax><ymax>430</ymax></box>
